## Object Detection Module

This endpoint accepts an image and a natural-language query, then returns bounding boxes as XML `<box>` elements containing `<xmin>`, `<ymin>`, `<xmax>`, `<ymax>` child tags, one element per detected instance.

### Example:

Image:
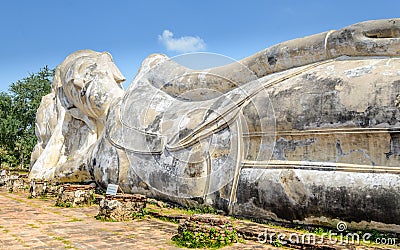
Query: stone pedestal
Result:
<box><xmin>97</xmin><ymin>194</ymin><xmax>146</xmax><ymax>221</ymax></box>
<box><xmin>8</xmin><ymin>177</ymin><xmax>26</xmax><ymax>193</ymax></box>
<box><xmin>55</xmin><ymin>184</ymin><xmax>95</xmax><ymax>207</ymax></box>
<box><xmin>29</xmin><ymin>180</ymin><xmax>60</xmax><ymax>198</ymax></box>
<box><xmin>0</xmin><ymin>174</ymin><xmax>26</xmax><ymax>193</ymax></box>
<box><xmin>0</xmin><ymin>174</ymin><xmax>10</xmax><ymax>188</ymax></box>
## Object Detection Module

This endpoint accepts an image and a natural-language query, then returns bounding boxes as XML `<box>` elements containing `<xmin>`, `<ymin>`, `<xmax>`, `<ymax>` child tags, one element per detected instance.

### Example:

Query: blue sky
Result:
<box><xmin>0</xmin><ymin>0</ymin><xmax>399</xmax><ymax>91</ymax></box>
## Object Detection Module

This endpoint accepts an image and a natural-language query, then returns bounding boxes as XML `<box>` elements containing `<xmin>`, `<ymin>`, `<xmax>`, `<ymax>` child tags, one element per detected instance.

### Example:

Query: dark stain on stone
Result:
<box><xmin>126</xmin><ymin>164</ymin><xmax>153</xmax><ymax>194</ymax></box>
<box><xmin>273</xmin><ymin>138</ymin><xmax>316</xmax><ymax>160</ymax></box>
<box><xmin>144</xmin><ymin>115</ymin><xmax>163</xmax><ymax>152</ymax></box>
<box><xmin>391</xmin><ymin>80</ymin><xmax>400</xmax><ymax>97</ymax></box>
<box><xmin>363</xmin><ymin>105</ymin><xmax>400</xmax><ymax>126</ymax></box>
<box><xmin>335</xmin><ymin>139</ymin><xmax>344</xmax><ymax>155</ymax></box>
<box><xmin>267</xmin><ymin>56</ymin><xmax>277</xmax><ymax>66</ymax></box>
<box><xmin>78</xmin><ymin>164</ymin><xmax>86</xmax><ymax>171</ymax></box>
<box><xmin>138</xmin><ymin>181</ymin><xmax>149</xmax><ymax>190</ymax></box>
<box><xmin>335</xmin><ymin>29</ymin><xmax>354</xmax><ymax>44</ymax></box>
<box><xmin>190</xmin><ymin>196</ymin><xmax>205</xmax><ymax>204</ymax></box>
<box><xmin>385</xmin><ymin>131</ymin><xmax>400</xmax><ymax>159</ymax></box>
<box><xmin>89</xmin><ymin>158</ymin><xmax>95</xmax><ymax>177</ymax></box>
<box><xmin>279</xmin><ymin>170</ymin><xmax>308</xmax><ymax>206</ymax></box>
<box><xmin>308</xmin><ymin>185</ymin><xmax>400</xmax><ymax>224</ymax></box>
<box><xmin>202</xmin><ymin>108</ymin><xmax>215</xmax><ymax>125</ymax></box>
<box><xmin>242</xmin><ymin>102</ymin><xmax>262</xmax><ymax>131</ymax></box>
<box><xmin>145</xmin><ymin>113</ymin><xmax>162</xmax><ymax>133</ymax></box>
<box><xmin>273</xmin><ymin>77</ymin><xmax>400</xmax><ymax>130</ymax></box>
<box><xmin>233</xmin><ymin>170</ymin><xmax>400</xmax><ymax>224</ymax></box>
<box><xmin>234</xmin><ymin>172</ymin><xmax>306</xmax><ymax>221</ymax></box>
<box><xmin>335</xmin><ymin>139</ymin><xmax>375</xmax><ymax>166</ymax></box>
<box><xmin>212</xmin><ymin>190</ymin><xmax>230</xmax><ymax>213</ymax></box>
<box><xmin>264</xmin><ymin>45</ymin><xmax>279</xmax><ymax>68</ymax></box>
<box><xmin>184</xmin><ymin>162</ymin><xmax>204</xmax><ymax>178</ymax></box>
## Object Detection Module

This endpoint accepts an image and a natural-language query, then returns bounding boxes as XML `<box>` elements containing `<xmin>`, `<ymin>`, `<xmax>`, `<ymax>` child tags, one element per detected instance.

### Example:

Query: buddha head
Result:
<box><xmin>54</xmin><ymin>50</ymin><xmax>125</xmax><ymax>118</ymax></box>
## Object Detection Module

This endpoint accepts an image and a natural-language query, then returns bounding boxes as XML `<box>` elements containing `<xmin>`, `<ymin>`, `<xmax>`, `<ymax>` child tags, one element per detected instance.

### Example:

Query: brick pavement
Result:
<box><xmin>0</xmin><ymin>191</ymin><xmax>275</xmax><ymax>249</ymax></box>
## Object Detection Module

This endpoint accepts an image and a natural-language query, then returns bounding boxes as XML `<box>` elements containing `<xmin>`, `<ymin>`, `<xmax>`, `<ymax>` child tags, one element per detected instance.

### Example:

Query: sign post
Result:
<box><xmin>106</xmin><ymin>184</ymin><xmax>119</xmax><ymax>196</ymax></box>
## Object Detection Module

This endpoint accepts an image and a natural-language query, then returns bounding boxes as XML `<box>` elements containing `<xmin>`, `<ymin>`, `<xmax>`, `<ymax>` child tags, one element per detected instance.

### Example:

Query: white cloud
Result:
<box><xmin>158</xmin><ymin>30</ymin><xmax>206</xmax><ymax>53</ymax></box>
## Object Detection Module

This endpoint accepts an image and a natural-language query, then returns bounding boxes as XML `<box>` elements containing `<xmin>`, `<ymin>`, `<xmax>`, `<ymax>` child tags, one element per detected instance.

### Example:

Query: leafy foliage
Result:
<box><xmin>172</xmin><ymin>228</ymin><xmax>239</xmax><ymax>248</ymax></box>
<box><xmin>132</xmin><ymin>208</ymin><xmax>149</xmax><ymax>219</ymax></box>
<box><xmin>0</xmin><ymin>66</ymin><xmax>53</xmax><ymax>168</ymax></box>
<box><xmin>55</xmin><ymin>201</ymin><xmax>73</xmax><ymax>208</ymax></box>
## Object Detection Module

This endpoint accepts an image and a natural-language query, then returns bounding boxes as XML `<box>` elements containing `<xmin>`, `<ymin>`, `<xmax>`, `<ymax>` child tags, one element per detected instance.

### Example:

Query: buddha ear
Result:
<box><xmin>101</xmin><ymin>52</ymin><xmax>126</xmax><ymax>84</ymax></box>
<box><xmin>52</xmin><ymin>66</ymin><xmax>62</xmax><ymax>91</ymax></box>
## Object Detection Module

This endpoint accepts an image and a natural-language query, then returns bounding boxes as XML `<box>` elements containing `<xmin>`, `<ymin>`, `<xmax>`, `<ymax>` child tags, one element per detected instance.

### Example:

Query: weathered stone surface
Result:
<box><xmin>0</xmin><ymin>171</ymin><xmax>11</xmax><ymax>188</ymax></box>
<box><xmin>96</xmin><ymin>194</ymin><xmax>146</xmax><ymax>221</ymax></box>
<box><xmin>29</xmin><ymin>51</ymin><xmax>125</xmax><ymax>182</ymax></box>
<box><xmin>8</xmin><ymin>178</ymin><xmax>26</xmax><ymax>193</ymax></box>
<box><xmin>55</xmin><ymin>184</ymin><xmax>95</xmax><ymax>207</ymax></box>
<box><xmin>0</xmin><ymin>173</ymin><xmax>27</xmax><ymax>193</ymax></box>
<box><xmin>29</xmin><ymin>180</ymin><xmax>60</xmax><ymax>198</ymax></box>
<box><xmin>29</xmin><ymin>19</ymin><xmax>400</xmax><ymax>231</ymax></box>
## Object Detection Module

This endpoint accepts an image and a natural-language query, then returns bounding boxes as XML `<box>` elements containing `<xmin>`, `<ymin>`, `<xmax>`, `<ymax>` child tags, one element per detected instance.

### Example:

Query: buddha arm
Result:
<box><xmin>138</xmin><ymin>19</ymin><xmax>400</xmax><ymax>99</ymax></box>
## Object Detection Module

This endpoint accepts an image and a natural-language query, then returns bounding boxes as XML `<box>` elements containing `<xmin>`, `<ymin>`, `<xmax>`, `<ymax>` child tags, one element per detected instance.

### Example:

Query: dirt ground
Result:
<box><xmin>0</xmin><ymin>190</ymin><xmax>274</xmax><ymax>249</ymax></box>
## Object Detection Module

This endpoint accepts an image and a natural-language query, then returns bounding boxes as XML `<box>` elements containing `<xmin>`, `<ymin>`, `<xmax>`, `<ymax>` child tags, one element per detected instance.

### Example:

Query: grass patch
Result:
<box><xmin>53</xmin><ymin>236</ymin><xmax>76</xmax><ymax>249</ymax></box>
<box><xmin>11</xmin><ymin>234</ymin><xmax>26</xmax><ymax>245</ymax></box>
<box><xmin>7</xmin><ymin>196</ymin><xmax>25</xmax><ymax>203</ymax></box>
<box><xmin>53</xmin><ymin>236</ymin><xmax>64</xmax><ymax>241</ymax></box>
<box><xmin>55</xmin><ymin>201</ymin><xmax>73</xmax><ymax>208</ymax></box>
<box><xmin>66</xmin><ymin>218</ymin><xmax>83</xmax><ymax>223</ymax></box>
<box><xmin>3</xmin><ymin>229</ymin><xmax>9</xmax><ymax>233</ymax></box>
<box><xmin>132</xmin><ymin>208</ymin><xmax>149</xmax><ymax>219</ymax></box>
<box><xmin>156</xmin><ymin>215</ymin><xmax>180</xmax><ymax>224</ymax></box>
<box><xmin>94</xmin><ymin>215</ymin><xmax>119</xmax><ymax>222</ymax></box>
<box><xmin>146</xmin><ymin>203</ymin><xmax>217</xmax><ymax>216</ymax></box>
<box><xmin>27</xmin><ymin>223</ymin><xmax>40</xmax><ymax>228</ymax></box>
<box><xmin>37</xmin><ymin>220</ymin><xmax>57</xmax><ymax>225</ymax></box>
<box><xmin>172</xmin><ymin>228</ymin><xmax>240</xmax><ymax>249</ymax></box>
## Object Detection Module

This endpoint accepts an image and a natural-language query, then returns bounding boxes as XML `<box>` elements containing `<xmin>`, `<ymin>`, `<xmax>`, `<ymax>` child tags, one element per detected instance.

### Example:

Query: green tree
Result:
<box><xmin>0</xmin><ymin>92</ymin><xmax>15</xmax><ymax>167</ymax></box>
<box><xmin>0</xmin><ymin>66</ymin><xmax>53</xmax><ymax>169</ymax></box>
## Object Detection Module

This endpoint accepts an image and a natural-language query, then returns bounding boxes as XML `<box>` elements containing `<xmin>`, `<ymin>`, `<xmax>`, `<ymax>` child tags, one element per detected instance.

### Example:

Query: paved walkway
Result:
<box><xmin>0</xmin><ymin>191</ymin><xmax>274</xmax><ymax>249</ymax></box>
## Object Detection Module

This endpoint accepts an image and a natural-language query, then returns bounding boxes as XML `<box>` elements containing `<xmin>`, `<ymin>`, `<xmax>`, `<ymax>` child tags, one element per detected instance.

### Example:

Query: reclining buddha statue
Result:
<box><xmin>30</xmin><ymin>19</ymin><xmax>400</xmax><ymax>231</ymax></box>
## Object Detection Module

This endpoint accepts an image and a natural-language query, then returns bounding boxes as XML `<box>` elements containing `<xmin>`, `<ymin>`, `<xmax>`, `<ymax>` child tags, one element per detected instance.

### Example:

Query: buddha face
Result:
<box><xmin>328</xmin><ymin>19</ymin><xmax>400</xmax><ymax>57</ymax></box>
<box><xmin>59</xmin><ymin>50</ymin><xmax>125</xmax><ymax>118</ymax></box>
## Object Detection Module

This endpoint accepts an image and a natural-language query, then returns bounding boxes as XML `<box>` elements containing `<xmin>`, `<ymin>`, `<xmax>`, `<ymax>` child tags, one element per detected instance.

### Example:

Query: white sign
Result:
<box><xmin>106</xmin><ymin>184</ymin><xmax>119</xmax><ymax>196</ymax></box>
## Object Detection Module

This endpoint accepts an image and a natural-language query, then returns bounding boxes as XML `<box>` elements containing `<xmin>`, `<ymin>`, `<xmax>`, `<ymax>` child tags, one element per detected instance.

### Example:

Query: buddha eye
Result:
<box><xmin>80</xmin><ymin>75</ymin><xmax>97</xmax><ymax>97</ymax></box>
<box><xmin>80</xmin><ymin>88</ymin><xmax>86</xmax><ymax>96</ymax></box>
